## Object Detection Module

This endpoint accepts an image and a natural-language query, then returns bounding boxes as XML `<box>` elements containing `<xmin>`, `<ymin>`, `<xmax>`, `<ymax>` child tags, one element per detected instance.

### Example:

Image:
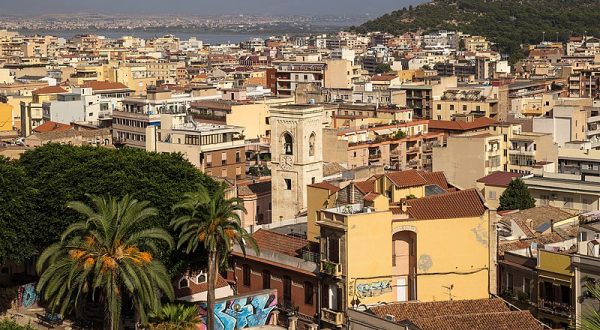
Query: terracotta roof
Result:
<box><xmin>309</xmin><ymin>181</ymin><xmax>340</xmax><ymax>193</ymax></box>
<box><xmin>354</xmin><ymin>179</ymin><xmax>375</xmax><ymax>194</ymax></box>
<box><xmin>410</xmin><ymin>310</ymin><xmax>544</xmax><ymax>330</ymax></box>
<box><xmin>385</xmin><ymin>170</ymin><xmax>428</xmax><ymax>188</ymax></box>
<box><xmin>476</xmin><ymin>171</ymin><xmax>524</xmax><ymax>187</ymax></box>
<box><xmin>500</xmin><ymin>206</ymin><xmax>576</xmax><ymax>237</ymax></box>
<box><xmin>173</xmin><ymin>273</ymin><xmax>229</xmax><ymax>299</ymax></box>
<box><xmin>418</xmin><ymin>170</ymin><xmax>451</xmax><ymax>190</ymax></box>
<box><xmin>371</xmin><ymin>298</ymin><xmax>509</xmax><ymax>321</ymax></box>
<box><xmin>252</xmin><ymin>229</ymin><xmax>309</xmax><ymax>258</ymax></box>
<box><xmin>428</xmin><ymin>117</ymin><xmax>497</xmax><ymax>131</ymax></box>
<box><xmin>363</xmin><ymin>192</ymin><xmax>381</xmax><ymax>202</ymax></box>
<box><xmin>371</xmin><ymin>74</ymin><xmax>398</xmax><ymax>82</ymax></box>
<box><xmin>237</xmin><ymin>181</ymin><xmax>271</xmax><ymax>197</ymax></box>
<box><xmin>498</xmin><ymin>227</ymin><xmax>578</xmax><ymax>255</ymax></box>
<box><xmin>406</xmin><ymin>189</ymin><xmax>486</xmax><ymax>220</ymax></box>
<box><xmin>33</xmin><ymin>86</ymin><xmax>67</xmax><ymax>94</ymax></box>
<box><xmin>83</xmin><ymin>80</ymin><xmax>130</xmax><ymax>91</ymax></box>
<box><xmin>32</xmin><ymin>121</ymin><xmax>71</xmax><ymax>133</ymax></box>
<box><xmin>323</xmin><ymin>162</ymin><xmax>346</xmax><ymax>177</ymax></box>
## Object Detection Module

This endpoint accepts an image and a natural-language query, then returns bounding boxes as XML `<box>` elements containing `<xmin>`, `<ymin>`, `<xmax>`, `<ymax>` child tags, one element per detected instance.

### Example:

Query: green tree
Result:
<box><xmin>0</xmin><ymin>157</ymin><xmax>38</xmax><ymax>263</ymax></box>
<box><xmin>498</xmin><ymin>178</ymin><xmax>536</xmax><ymax>211</ymax></box>
<box><xmin>36</xmin><ymin>195</ymin><xmax>175</xmax><ymax>329</ymax></box>
<box><xmin>375</xmin><ymin>63</ymin><xmax>392</xmax><ymax>74</ymax></box>
<box><xmin>171</xmin><ymin>184</ymin><xmax>258</xmax><ymax>330</ymax></box>
<box><xmin>149</xmin><ymin>303</ymin><xmax>202</xmax><ymax>330</ymax></box>
<box><xmin>581</xmin><ymin>283</ymin><xmax>600</xmax><ymax>330</ymax></box>
<box><xmin>0</xmin><ymin>319</ymin><xmax>36</xmax><ymax>330</ymax></box>
<box><xmin>19</xmin><ymin>144</ymin><xmax>215</xmax><ymax>275</ymax></box>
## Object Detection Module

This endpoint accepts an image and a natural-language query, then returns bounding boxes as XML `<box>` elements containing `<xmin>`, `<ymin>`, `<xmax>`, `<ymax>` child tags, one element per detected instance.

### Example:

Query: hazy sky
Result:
<box><xmin>2</xmin><ymin>0</ymin><xmax>426</xmax><ymax>16</ymax></box>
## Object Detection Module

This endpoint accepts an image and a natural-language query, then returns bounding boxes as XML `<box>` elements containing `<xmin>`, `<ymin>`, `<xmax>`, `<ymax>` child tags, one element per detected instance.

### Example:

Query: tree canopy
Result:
<box><xmin>0</xmin><ymin>157</ymin><xmax>38</xmax><ymax>263</ymax></box>
<box><xmin>499</xmin><ymin>178</ymin><xmax>536</xmax><ymax>211</ymax></box>
<box><xmin>8</xmin><ymin>144</ymin><xmax>216</xmax><ymax>274</ymax></box>
<box><xmin>353</xmin><ymin>0</ymin><xmax>600</xmax><ymax>62</ymax></box>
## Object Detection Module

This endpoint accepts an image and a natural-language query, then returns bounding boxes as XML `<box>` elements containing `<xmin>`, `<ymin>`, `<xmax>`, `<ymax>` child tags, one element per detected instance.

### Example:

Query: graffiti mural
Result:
<box><xmin>355</xmin><ymin>280</ymin><xmax>392</xmax><ymax>298</ymax></box>
<box><xmin>17</xmin><ymin>283</ymin><xmax>38</xmax><ymax>309</ymax></box>
<box><xmin>199</xmin><ymin>290</ymin><xmax>277</xmax><ymax>330</ymax></box>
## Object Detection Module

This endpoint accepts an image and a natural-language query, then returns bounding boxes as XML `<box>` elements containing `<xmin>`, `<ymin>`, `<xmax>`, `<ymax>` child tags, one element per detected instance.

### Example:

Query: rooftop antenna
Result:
<box><xmin>542</xmin><ymin>31</ymin><xmax>546</xmax><ymax>43</ymax></box>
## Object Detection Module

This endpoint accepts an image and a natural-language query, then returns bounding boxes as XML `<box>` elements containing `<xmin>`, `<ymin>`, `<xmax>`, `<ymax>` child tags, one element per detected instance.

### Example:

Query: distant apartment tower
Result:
<box><xmin>274</xmin><ymin>62</ymin><xmax>326</xmax><ymax>97</ymax></box>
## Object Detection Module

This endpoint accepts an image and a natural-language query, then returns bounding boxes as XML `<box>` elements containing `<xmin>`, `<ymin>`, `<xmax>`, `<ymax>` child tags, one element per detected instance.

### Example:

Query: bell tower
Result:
<box><xmin>270</xmin><ymin>104</ymin><xmax>324</xmax><ymax>222</ymax></box>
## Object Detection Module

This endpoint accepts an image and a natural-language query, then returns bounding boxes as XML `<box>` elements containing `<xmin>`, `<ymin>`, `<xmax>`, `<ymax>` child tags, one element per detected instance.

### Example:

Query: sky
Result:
<box><xmin>1</xmin><ymin>0</ymin><xmax>427</xmax><ymax>17</ymax></box>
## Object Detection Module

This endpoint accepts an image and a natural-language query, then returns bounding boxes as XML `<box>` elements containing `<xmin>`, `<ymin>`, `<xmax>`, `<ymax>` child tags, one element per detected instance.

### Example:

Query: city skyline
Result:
<box><xmin>1</xmin><ymin>0</ymin><xmax>426</xmax><ymax>17</ymax></box>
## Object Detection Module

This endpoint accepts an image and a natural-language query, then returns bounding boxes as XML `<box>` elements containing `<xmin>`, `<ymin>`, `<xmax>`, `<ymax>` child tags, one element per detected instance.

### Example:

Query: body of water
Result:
<box><xmin>18</xmin><ymin>29</ymin><xmax>274</xmax><ymax>44</ymax></box>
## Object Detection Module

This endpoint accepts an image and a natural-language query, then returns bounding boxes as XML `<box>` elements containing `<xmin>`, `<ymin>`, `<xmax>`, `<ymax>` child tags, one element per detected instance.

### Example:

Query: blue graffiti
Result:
<box><xmin>21</xmin><ymin>283</ymin><xmax>37</xmax><ymax>308</ymax></box>
<box><xmin>356</xmin><ymin>280</ymin><xmax>392</xmax><ymax>298</ymax></box>
<box><xmin>201</xmin><ymin>292</ymin><xmax>277</xmax><ymax>330</ymax></box>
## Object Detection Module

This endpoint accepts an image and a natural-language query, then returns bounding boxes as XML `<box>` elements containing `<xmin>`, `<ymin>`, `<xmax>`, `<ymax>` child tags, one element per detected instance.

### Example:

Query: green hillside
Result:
<box><xmin>353</xmin><ymin>0</ymin><xmax>600</xmax><ymax>61</ymax></box>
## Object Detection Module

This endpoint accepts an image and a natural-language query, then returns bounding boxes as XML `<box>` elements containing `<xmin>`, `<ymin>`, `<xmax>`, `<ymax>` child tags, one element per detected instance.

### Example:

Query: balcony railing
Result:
<box><xmin>320</xmin><ymin>260</ymin><xmax>342</xmax><ymax>277</ymax></box>
<box><xmin>539</xmin><ymin>300</ymin><xmax>574</xmax><ymax>317</ymax></box>
<box><xmin>321</xmin><ymin>308</ymin><xmax>344</xmax><ymax>326</ymax></box>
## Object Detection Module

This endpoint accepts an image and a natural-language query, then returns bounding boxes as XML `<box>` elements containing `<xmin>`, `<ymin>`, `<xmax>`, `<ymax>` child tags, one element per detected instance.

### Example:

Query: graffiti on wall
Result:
<box><xmin>199</xmin><ymin>291</ymin><xmax>277</xmax><ymax>330</ymax></box>
<box><xmin>17</xmin><ymin>283</ymin><xmax>38</xmax><ymax>309</ymax></box>
<box><xmin>354</xmin><ymin>280</ymin><xmax>392</xmax><ymax>298</ymax></box>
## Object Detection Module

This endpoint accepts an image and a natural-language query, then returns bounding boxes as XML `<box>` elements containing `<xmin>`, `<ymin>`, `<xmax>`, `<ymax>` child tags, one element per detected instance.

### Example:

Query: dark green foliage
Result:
<box><xmin>17</xmin><ymin>144</ymin><xmax>216</xmax><ymax>274</ymax></box>
<box><xmin>354</xmin><ymin>0</ymin><xmax>600</xmax><ymax>62</ymax></box>
<box><xmin>0</xmin><ymin>157</ymin><xmax>38</xmax><ymax>263</ymax></box>
<box><xmin>499</xmin><ymin>178</ymin><xmax>536</xmax><ymax>211</ymax></box>
<box><xmin>375</xmin><ymin>63</ymin><xmax>392</xmax><ymax>74</ymax></box>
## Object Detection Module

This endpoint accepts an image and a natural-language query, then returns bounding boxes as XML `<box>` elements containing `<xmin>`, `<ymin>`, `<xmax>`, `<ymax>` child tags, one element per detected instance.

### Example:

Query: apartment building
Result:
<box><xmin>323</xmin><ymin>120</ymin><xmax>443</xmax><ymax>171</ymax></box>
<box><xmin>433</xmin><ymin>123</ymin><xmax>557</xmax><ymax>188</ymax></box>
<box><xmin>432</xmin><ymin>87</ymin><xmax>500</xmax><ymax>120</ymax></box>
<box><xmin>524</xmin><ymin>173</ymin><xmax>600</xmax><ymax>213</ymax></box>
<box><xmin>274</xmin><ymin>61</ymin><xmax>327</xmax><ymax>97</ymax></box>
<box><xmin>112</xmin><ymin>87</ymin><xmax>200</xmax><ymax>148</ymax></box>
<box><xmin>309</xmin><ymin>180</ymin><xmax>491</xmax><ymax>328</ymax></box>
<box><xmin>400</xmin><ymin>76</ymin><xmax>457</xmax><ymax>119</ymax></box>
<box><xmin>20</xmin><ymin>85</ymin><xmax>68</xmax><ymax>136</ymax></box>
<box><xmin>146</xmin><ymin>113</ymin><xmax>246</xmax><ymax>181</ymax></box>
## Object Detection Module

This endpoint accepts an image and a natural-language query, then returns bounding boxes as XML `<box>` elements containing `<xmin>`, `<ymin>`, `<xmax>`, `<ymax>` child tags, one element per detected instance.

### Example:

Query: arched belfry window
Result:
<box><xmin>309</xmin><ymin>132</ymin><xmax>316</xmax><ymax>157</ymax></box>
<box><xmin>283</xmin><ymin>132</ymin><xmax>293</xmax><ymax>155</ymax></box>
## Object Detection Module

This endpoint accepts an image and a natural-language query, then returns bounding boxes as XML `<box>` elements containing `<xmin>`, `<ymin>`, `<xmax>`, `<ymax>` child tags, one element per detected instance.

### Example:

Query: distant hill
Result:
<box><xmin>353</xmin><ymin>0</ymin><xmax>600</xmax><ymax>61</ymax></box>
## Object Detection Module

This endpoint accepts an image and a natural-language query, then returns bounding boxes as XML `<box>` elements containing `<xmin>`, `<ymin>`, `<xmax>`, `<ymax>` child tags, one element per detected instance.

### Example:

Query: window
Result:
<box><xmin>242</xmin><ymin>265</ymin><xmax>251</xmax><ymax>286</ymax></box>
<box><xmin>283</xmin><ymin>276</ymin><xmax>292</xmax><ymax>304</ymax></box>
<box><xmin>311</xmin><ymin>177</ymin><xmax>316</xmax><ymax>184</ymax></box>
<box><xmin>462</xmin><ymin>105</ymin><xmax>467</xmax><ymax>111</ymax></box>
<box><xmin>265</xmin><ymin>117</ymin><xmax>270</xmax><ymax>124</ymax></box>
<box><xmin>488</xmin><ymin>190</ymin><xmax>497</xmax><ymax>200</ymax></box>
<box><xmin>450</xmin><ymin>105</ymin><xmax>455</xmax><ymax>111</ymax></box>
<box><xmin>524</xmin><ymin>278</ymin><xmax>531</xmax><ymax>299</ymax></box>
<box><xmin>221</xmin><ymin>169</ymin><xmax>227</xmax><ymax>178</ymax></box>
<box><xmin>564</xmin><ymin>197</ymin><xmax>573</xmax><ymax>208</ymax></box>
<box><xmin>436</xmin><ymin>104</ymin><xmax>441</xmax><ymax>110</ymax></box>
<box><xmin>206</xmin><ymin>154</ymin><xmax>212</xmax><ymax>167</ymax></box>
<box><xmin>309</xmin><ymin>132</ymin><xmax>316</xmax><ymax>157</ymax></box>
<box><xmin>476</xmin><ymin>105</ymin><xmax>481</xmax><ymax>112</ymax></box>
<box><xmin>196</xmin><ymin>274</ymin><xmax>206</xmax><ymax>283</ymax></box>
<box><xmin>285</xmin><ymin>179</ymin><xmax>292</xmax><ymax>190</ymax></box>
<box><xmin>221</xmin><ymin>152</ymin><xmax>227</xmax><ymax>165</ymax></box>
<box><xmin>262</xmin><ymin>270</ymin><xmax>271</xmax><ymax>289</ymax></box>
<box><xmin>179</xmin><ymin>278</ymin><xmax>189</xmax><ymax>289</ymax></box>
<box><xmin>283</xmin><ymin>133</ymin><xmax>293</xmax><ymax>155</ymax></box>
<box><xmin>236</xmin><ymin>151</ymin><xmax>241</xmax><ymax>163</ymax></box>
<box><xmin>580</xmin><ymin>231</ymin><xmax>588</xmax><ymax>242</ymax></box>
<box><xmin>304</xmin><ymin>282</ymin><xmax>314</xmax><ymax>305</ymax></box>
<box><xmin>327</xmin><ymin>237</ymin><xmax>340</xmax><ymax>263</ymax></box>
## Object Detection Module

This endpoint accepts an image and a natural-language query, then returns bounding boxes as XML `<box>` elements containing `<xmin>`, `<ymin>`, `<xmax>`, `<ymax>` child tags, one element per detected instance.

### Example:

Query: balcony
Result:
<box><xmin>406</xmin><ymin>146</ymin><xmax>419</xmax><ymax>154</ymax></box>
<box><xmin>368</xmin><ymin>152</ymin><xmax>381</xmax><ymax>160</ymax></box>
<box><xmin>321</xmin><ymin>308</ymin><xmax>344</xmax><ymax>326</ymax></box>
<box><xmin>320</xmin><ymin>260</ymin><xmax>342</xmax><ymax>278</ymax></box>
<box><xmin>539</xmin><ymin>300</ymin><xmax>573</xmax><ymax>317</ymax></box>
<box><xmin>508</xmin><ymin>147</ymin><xmax>535</xmax><ymax>156</ymax></box>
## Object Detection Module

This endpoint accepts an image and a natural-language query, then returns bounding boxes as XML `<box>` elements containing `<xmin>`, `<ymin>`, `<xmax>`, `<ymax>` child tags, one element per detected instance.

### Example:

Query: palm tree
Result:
<box><xmin>36</xmin><ymin>195</ymin><xmax>175</xmax><ymax>330</ymax></box>
<box><xmin>149</xmin><ymin>303</ymin><xmax>201</xmax><ymax>330</ymax></box>
<box><xmin>581</xmin><ymin>283</ymin><xmax>600</xmax><ymax>330</ymax></box>
<box><xmin>171</xmin><ymin>183</ymin><xmax>258</xmax><ymax>330</ymax></box>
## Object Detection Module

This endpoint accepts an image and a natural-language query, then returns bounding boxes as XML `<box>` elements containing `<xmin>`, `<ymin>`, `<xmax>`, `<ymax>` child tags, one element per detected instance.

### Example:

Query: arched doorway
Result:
<box><xmin>392</xmin><ymin>230</ymin><xmax>417</xmax><ymax>301</ymax></box>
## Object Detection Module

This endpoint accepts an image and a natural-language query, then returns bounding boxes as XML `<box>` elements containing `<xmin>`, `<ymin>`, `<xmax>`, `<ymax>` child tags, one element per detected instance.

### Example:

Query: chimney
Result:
<box><xmin>526</xmin><ymin>218</ymin><xmax>534</xmax><ymax>230</ymax></box>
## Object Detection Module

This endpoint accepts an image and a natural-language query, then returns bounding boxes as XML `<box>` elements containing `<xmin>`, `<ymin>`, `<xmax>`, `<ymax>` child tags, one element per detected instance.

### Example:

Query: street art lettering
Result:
<box><xmin>355</xmin><ymin>280</ymin><xmax>392</xmax><ymax>298</ymax></box>
<box><xmin>199</xmin><ymin>292</ymin><xmax>277</xmax><ymax>330</ymax></box>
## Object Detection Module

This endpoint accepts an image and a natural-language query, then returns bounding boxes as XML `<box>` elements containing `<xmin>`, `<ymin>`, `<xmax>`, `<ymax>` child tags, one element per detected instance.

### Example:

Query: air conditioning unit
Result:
<box><xmin>385</xmin><ymin>315</ymin><xmax>396</xmax><ymax>322</ymax></box>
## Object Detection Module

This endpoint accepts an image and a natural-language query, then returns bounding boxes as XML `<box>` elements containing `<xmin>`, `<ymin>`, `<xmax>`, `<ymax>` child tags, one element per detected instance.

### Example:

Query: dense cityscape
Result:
<box><xmin>0</xmin><ymin>0</ymin><xmax>600</xmax><ymax>329</ymax></box>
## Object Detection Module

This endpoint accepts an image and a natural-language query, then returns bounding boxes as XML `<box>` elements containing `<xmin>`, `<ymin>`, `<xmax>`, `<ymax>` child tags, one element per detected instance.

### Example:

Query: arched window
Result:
<box><xmin>179</xmin><ymin>278</ymin><xmax>189</xmax><ymax>289</ymax></box>
<box><xmin>282</xmin><ymin>132</ymin><xmax>293</xmax><ymax>155</ymax></box>
<box><xmin>309</xmin><ymin>132</ymin><xmax>316</xmax><ymax>157</ymax></box>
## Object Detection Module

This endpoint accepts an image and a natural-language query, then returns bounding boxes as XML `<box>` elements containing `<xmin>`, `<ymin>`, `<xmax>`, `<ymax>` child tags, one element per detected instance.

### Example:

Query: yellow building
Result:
<box><xmin>309</xmin><ymin>172</ymin><xmax>493</xmax><ymax>328</ymax></box>
<box><xmin>0</xmin><ymin>103</ymin><xmax>13</xmax><ymax>131</ymax></box>
<box><xmin>536</xmin><ymin>250</ymin><xmax>574</xmax><ymax>327</ymax></box>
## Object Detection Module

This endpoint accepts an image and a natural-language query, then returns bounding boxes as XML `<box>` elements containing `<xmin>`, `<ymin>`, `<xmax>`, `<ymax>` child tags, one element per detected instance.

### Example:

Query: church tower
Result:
<box><xmin>270</xmin><ymin>104</ymin><xmax>324</xmax><ymax>222</ymax></box>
